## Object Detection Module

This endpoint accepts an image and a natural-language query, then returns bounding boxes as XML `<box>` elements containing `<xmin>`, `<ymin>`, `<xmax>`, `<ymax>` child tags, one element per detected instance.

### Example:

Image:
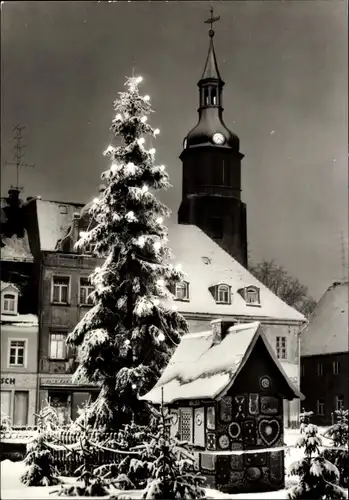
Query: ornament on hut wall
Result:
<box><xmin>243</xmin><ymin>419</ymin><xmax>257</xmax><ymax>445</ymax></box>
<box><xmin>206</xmin><ymin>406</ymin><xmax>215</xmax><ymax>430</ymax></box>
<box><xmin>244</xmin><ymin>452</ymin><xmax>267</xmax><ymax>467</ymax></box>
<box><xmin>206</xmin><ymin>432</ymin><xmax>216</xmax><ymax>450</ymax></box>
<box><xmin>217</xmin><ymin>456</ymin><xmax>231</xmax><ymax>486</ymax></box>
<box><xmin>218</xmin><ymin>433</ymin><xmax>230</xmax><ymax>449</ymax></box>
<box><xmin>234</xmin><ymin>395</ymin><xmax>246</xmax><ymax>419</ymax></box>
<box><xmin>259</xmin><ymin>375</ymin><xmax>272</xmax><ymax>391</ymax></box>
<box><xmin>248</xmin><ymin>393</ymin><xmax>259</xmax><ymax>415</ymax></box>
<box><xmin>200</xmin><ymin>453</ymin><xmax>215</xmax><ymax>472</ymax></box>
<box><xmin>228</xmin><ymin>421</ymin><xmax>242</xmax><ymax>440</ymax></box>
<box><xmin>230</xmin><ymin>453</ymin><xmax>244</xmax><ymax>470</ymax></box>
<box><xmin>245</xmin><ymin>466</ymin><xmax>263</xmax><ymax>482</ymax></box>
<box><xmin>258</xmin><ymin>419</ymin><xmax>281</xmax><ymax>446</ymax></box>
<box><xmin>269</xmin><ymin>451</ymin><xmax>283</xmax><ymax>484</ymax></box>
<box><xmin>260</xmin><ymin>396</ymin><xmax>279</xmax><ymax>415</ymax></box>
<box><xmin>220</xmin><ymin>396</ymin><xmax>233</xmax><ymax>422</ymax></box>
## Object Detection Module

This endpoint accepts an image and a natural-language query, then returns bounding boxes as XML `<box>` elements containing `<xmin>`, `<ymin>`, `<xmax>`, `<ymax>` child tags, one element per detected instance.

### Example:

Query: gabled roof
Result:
<box><xmin>301</xmin><ymin>281</ymin><xmax>348</xmax><ymax>356</ymax></box>
<box><xmin>0</xmin><ymin>281</ymin><xmax>20</xmax><ymax>293</ymax></box>
<box><xmin>141</xmin><ymin>321</ymin><xmax>303</xmax><ymax>404</ymax></box>
<box><xmin>35</xmin><ymin>199</ymin><xmax>84</xmax><ymax>251</ymax></box>
<box><xmin>166</xmin><ymin>223</ymin><xmax>305</xmax><ymax>323</ymax></box>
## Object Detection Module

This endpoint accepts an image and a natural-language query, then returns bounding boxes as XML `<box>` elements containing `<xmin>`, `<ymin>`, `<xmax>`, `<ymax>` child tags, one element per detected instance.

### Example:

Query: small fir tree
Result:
<box><xmin>67</xmin><ymin>75</ymin><xmax>188</xmax><ymax>430</ymax></box>
<box><xmin>55</xmin><ymin>423</ymin><xmax>109</xmax><ymax>497</ymax></box>
<box><xmin>141</xmin><ymin>401</ymin><xmax>206</xmax><ymax>499</ymax></box>
<box><xmin>322</xmin><ymin>409</ymin><xmax>348</xmax><ymax>487</ymax></box>
<box><xmin>287</xmin><ymin>416</ymin><xmax>347</xmax><ymax>499</ymax></box>
<box><xmin>20</xmin><ymin>434</ymin><xmax>60</xmax><ymax>487</ymax></box>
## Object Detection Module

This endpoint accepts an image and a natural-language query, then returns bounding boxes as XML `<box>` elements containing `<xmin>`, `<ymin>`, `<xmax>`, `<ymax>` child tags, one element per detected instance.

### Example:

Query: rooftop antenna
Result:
<box><xmin>4</xmin><ymin>124</ymin><xmax>35</xmax><ymax>191</ymax></box>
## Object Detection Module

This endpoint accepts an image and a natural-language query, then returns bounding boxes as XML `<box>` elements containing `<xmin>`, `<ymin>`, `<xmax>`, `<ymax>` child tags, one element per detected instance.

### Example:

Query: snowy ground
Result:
<box><xmin>0</xmin><ymin>428</ymin><xmax>334</xmax><ymax>499</ymax></box>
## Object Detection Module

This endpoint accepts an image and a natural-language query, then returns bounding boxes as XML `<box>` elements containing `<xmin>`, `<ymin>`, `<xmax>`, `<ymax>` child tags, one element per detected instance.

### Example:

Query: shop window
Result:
<box><xmin>50</xmin><ymin>332</ymin><xmax>67</xmax><ymax>360</ymax></box>
<box><xmin>79</xmin><ymin>278</ymin><xmax>94</xmax><ymax>305</ymax></box>
<box><xmin>52</xmin><ymin>276</ymin><xmax>70</xmax><ymax>304</ymax></box>
<box><xmin>13</xmin><ymin>391</ymin><xmax>28</xmax><ymax>426</ymax></box>
<box><xmin>276</xmin><ymin>336</ymin><xmax>287</xmax><ymax>360</ymax></box>
<box><xmin>1</xmin><ymin>391</ymin><xmax>12</xmax><ymax>421</ymax></box>
<box><xmin>9</xmin><ymin>340</ymin><xmax>26</xmax><ymax>367</ymax></box>
<box><xmin>48</xmin><ymin>391</ymin><xmax>71</xmax><ymax>424</ymax></box>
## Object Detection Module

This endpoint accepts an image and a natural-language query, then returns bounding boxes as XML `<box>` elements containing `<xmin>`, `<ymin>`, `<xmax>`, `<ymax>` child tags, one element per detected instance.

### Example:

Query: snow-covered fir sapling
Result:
<box><xmin>55</xmin><ymin>422</ymin><xmax>109</xmax><ymax>497</ymax></box>
<box><xmin>287</xmin><ymin>414</ymin><xmax>347</xmax><ymax>499</ymax></box>
<box><xmin>140</xmin><ymin>390</ymin><xmax>206</xmax><ymax>499</ymax></box>
<box><xmin>20</xmin><ymin>434</ymin><xmax>60</xmax><ymax>487</ymax></box>
<box><xmin>322</xmin><ymin>409</ymin><xmax>348</xmax><ymax>487</ymax></box>
<box><xmin>299</xmin><ymin>408</ymin><xmax>314</xmax><ymax>434</ymax></box>
<box><xmin>67</xmin><ymin>75</ymin><xmax>188</xmax><ymax>430</ymax></box>
<box><xmin>0</xmin><ymin>407</ymin><xmax>12</xmax><ymax>431</ymax></box>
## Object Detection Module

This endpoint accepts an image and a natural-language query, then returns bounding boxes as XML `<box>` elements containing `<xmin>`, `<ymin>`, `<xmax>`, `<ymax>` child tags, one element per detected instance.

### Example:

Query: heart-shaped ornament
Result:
<box><xmin>258</xmin><ymin>419</ymin><xmax>281</xmax><ymax>446</ymax></box>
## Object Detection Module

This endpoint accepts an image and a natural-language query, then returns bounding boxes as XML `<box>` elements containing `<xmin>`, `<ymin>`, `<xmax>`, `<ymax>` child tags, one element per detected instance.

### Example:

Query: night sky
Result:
<box><xmin>1</xmin><ymin>1</ymin><xmax>347</xmax><ymax>300</ymax></box>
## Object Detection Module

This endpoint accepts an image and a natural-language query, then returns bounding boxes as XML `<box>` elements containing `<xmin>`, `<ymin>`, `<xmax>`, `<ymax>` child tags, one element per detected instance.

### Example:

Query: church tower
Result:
<box><xmin>178</xmin><ymin>9</ymin><xmax>248</xmax><ymax>267</ymax></box>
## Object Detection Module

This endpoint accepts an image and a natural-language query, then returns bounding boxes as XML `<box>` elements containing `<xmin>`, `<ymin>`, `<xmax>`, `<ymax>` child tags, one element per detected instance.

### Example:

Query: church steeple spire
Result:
<box><xmin>201</xmin><ymin>8</ymin><xmax>222</xmax><ymax>81</ymax></box>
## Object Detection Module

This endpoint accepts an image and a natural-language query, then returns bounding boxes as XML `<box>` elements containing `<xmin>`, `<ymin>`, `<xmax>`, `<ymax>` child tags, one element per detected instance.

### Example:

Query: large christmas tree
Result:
<box><xmin>67</xmin><ymin>76</ymin><xmax>188</xmax><ymax>430</ymax></box>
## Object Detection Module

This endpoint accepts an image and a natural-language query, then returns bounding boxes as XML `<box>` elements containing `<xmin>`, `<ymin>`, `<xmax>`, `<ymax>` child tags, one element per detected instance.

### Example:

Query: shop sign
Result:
<box><xmin>1</xmin><ymin>377</ymin><xmax>15</xmax><ymax>385</ymax></box>
<box><xmin>40</xmin><ymin>377</ymin><xmax>97</xmax><ymax>387</ymax></box>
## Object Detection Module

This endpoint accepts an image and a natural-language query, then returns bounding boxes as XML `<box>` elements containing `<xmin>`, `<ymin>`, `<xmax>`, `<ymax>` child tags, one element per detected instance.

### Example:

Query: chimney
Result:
<box><xmin>71</xmin><ymin>212</ymin><xmax>81</xmax><ymax>250</ymax></box>
<box><xmin>211</xmin><ymin>318</ymin><xmax>239</xmax><ymax>345</ymax></box>
<box><xmin>7</xmin><ymin>188</ymin><xmax>21</xmax><ymax>207</ymax></box>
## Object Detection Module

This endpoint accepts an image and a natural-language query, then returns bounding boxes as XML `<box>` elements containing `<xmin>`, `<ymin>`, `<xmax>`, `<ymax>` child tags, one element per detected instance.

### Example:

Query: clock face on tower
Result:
<box><xmin>213</xmin><ymin>133</ymin><xmax>225</xmax><ymax>145</ymax></box>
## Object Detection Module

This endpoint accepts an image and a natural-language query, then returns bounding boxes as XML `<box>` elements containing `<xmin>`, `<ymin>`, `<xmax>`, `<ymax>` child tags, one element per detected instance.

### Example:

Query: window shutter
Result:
<box><xmin>194</xmin><ymin>407</ymin><xmax>205</xmax><ymax>447</ymax></box>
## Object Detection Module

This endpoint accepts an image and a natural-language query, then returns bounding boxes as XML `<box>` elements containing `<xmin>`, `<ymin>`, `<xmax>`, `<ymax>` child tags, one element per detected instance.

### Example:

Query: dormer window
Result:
<box><xmin>1</xmin><ymin>284</ymin><xmax>19</xmax><ymax>315</ymax></box>
<box><xmin>175</xmin><ymin>281</ymin><xmax>189</xmax><ymax>301</ymax></box>
<box><xmin>3</xmin><ymin>294</ymin><xmax>17</xmax><ymax>313</ymax></box>
<box><xmin>209</xmin><ymin>283</ymin><xmax>231</xmax><ymax>305</ymax></box>
<box><xmin>238</xmin><ymin>286</ymin><xmax>261</xmax><ymax>306</ymax></box>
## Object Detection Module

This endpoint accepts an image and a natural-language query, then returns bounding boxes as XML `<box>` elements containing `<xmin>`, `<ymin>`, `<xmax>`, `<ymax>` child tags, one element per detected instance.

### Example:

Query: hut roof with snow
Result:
<box><xmin>141</xmin><ymin>321</ymin><xmax>304</xmax><ymax>405</ymax></box>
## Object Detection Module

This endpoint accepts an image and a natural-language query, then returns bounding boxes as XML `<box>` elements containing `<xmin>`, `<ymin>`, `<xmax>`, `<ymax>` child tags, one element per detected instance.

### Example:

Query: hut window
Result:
<box><xmin>206</xmin><ymin>406</ymin><xmax>215</xmax><ymax>430</ymax></box>
<box><xmin>316</xmin><ymin>400</ymin><xmax>325</xmax><ymax>416</ymax></box>
<box><xmin>179</xmin><ymin>408</ymin><xmax>193</xmax><ymax>442</ymax></box>
<box><xmin>276</xmin><ymin>336</ymin><xmax>287</xmax><ymax>360</ymax></box>
<box><xmin>175</xmin><ymin>281</ymin><xmax>189</xmax><ymax>301</ymax></box>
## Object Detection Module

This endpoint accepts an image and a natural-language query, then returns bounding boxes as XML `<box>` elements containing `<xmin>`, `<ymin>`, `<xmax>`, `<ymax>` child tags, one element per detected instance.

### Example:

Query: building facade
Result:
<box><xmin>0</xmin><ymin>282</ymin><xmax>39</xmax><ymax>426</ymax></box>
<box><xmin>301</xmin><ymin>281</ymin><xmax>349</xmax><ymax>425</ymax></box>
<box><xmin>1</xmin><ymin>188</ymin><xmax>39</xmax><ymax>426</ymax></box>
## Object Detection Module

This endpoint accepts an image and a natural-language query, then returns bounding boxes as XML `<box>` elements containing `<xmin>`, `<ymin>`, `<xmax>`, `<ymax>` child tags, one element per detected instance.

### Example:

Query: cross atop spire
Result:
<box><xmin>204</xmin><ymin>6</ymin><xmax>220</xmax><ymax>38</ymax></box>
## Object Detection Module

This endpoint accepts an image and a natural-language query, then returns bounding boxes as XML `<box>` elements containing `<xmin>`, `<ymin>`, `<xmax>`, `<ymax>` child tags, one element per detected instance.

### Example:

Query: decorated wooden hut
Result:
<box><xmin>141</xmin><ymin>320</ymin><xmax>304</xmax><ymax>493</ymax></box>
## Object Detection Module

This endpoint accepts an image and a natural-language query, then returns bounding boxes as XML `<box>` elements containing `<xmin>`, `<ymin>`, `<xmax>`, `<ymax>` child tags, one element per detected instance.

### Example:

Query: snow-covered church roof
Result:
<box><xmin>34</xmin><ymin>199</ymin><xmax>305</xmax><ymax>323</ymax></box>
<box><xmin>141</xmin><ymin>321</ymin><xmax>304</xmax><ymax>404</ymax></box>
